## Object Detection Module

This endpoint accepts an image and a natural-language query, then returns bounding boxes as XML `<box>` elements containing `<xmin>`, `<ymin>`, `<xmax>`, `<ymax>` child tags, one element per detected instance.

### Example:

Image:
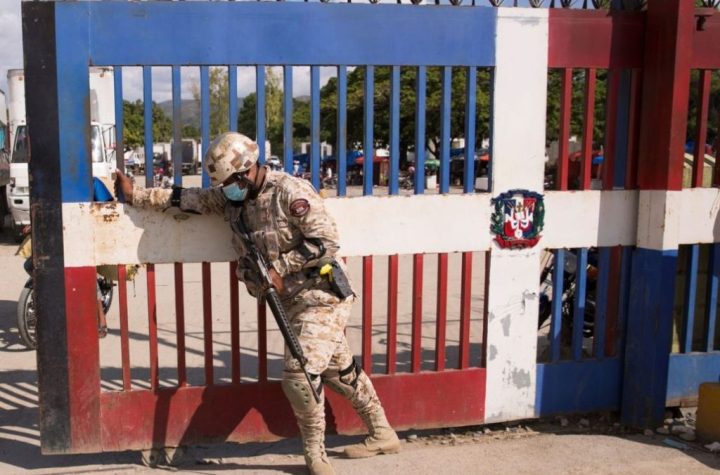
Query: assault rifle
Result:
<box><xmin>232</xmin><ymin>215</ymin><xmax>321</xmax><ymax>403</ymax></box>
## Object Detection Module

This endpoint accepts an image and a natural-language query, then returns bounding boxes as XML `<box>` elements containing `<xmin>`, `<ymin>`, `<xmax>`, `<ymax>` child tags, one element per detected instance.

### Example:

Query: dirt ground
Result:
<box><xmin>0</xmin><ymin>180</ymin><xmax>718</xmax><ymax>474</ymax></box>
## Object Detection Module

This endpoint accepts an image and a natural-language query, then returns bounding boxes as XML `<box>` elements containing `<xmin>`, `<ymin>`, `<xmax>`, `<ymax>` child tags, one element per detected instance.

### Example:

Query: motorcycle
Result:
<box><xmin>16</xmin><ymin>227</ymin><xmax>114</xmax><ymax>350</ymax></box>
<box><xmin>538</xmin><ymin>248</ymin><xmax>598</xmax><ymax>346</ymax></box>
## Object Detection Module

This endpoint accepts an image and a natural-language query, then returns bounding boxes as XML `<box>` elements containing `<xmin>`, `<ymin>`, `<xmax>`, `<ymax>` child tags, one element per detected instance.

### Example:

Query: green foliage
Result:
<box><xmin>122</xmin><ymin>100</ymin><xmax>172</xmax><ymax>150</ymax></box>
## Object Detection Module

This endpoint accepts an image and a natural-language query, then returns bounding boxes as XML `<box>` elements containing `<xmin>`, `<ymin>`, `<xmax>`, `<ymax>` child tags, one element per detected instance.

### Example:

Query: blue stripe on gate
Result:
<box><xmin>706</xmin><ymin>243</ymin><xmax>720</xmax><ymax>352</ymax></box>
<box><xmin>172</xmin><ymin>66</ymin><xmax>182</xmax><ymax>186</ymax></box>
<box><xmin>337</xmin><ymin>66</ymin><xmax>347</xmax><ymax>197</ymax></box>
<box><xmin>464</xmin><ymin>67</ymin><xmax>477</xmax><ymax>193</ymax></box>
<box><xmin>389</xmin><ymin>66</ymin><xmax>401</xmax><ymax>196</ymax></box>
<box><xmin>283</xmin><ymin>66</ymin><xmax>293</xmax><ymax>175</ymax></box>
<box><xmin>363</xmin><ymin>66</ymin><xmax>374</xmax><ymax>197</ymax></box>
<box><xmin>113</xmin><ymin>67</ymin><xmax>124</xmax><ymax>172</ymax></box>
<box><xmin>256</xmin><ymin>66</ymin><xmax>266</xmax><ymax>165</ymax></box>
<box><xmin>200</xmin><ymin>66</ymin><xmax>210</xmax><ymax>189</ymax></box>
<box><xmin>77</xmin><ymin>3</ymin><xmax>497</xmax><ymax>67</ymax></box>
<box><xmin>143</xmin><ymin>66</ymin><xmax>153</xmax><ymax>188</ymax></box>
<box><xmin>594</xmin><ymin>247</ymin><xmax>611</xmax><ymax>359</ymax></box>
<box><xmin>440</xmin><ymin>66</ymin><xmax>452</xmax><ymax>195</ymax></box>
<box><xmin>414</xmin><ymin>66</ymin><xmax>426</xmax><ymax>195</ymax></box>
<box><xmin>572</xmin><ymin>248</ymin><xmax>588</xmax><ymax>362</ymax></box>
<box><xmin>682</xmin><ymin>244</ymin><xmax>700</xmax><ymax>353</ymax></box>
<box><xmin>311</xmin><ymin>66</ymin><xmax>321</xmax><ymax>190</ymax></box>
<box><xmin>229</xmin><ymin>66</ymin><xmax>238</xmax><ymax>133</ymax></box>
<box><xmin>667</xmin><ymin>353</ymin><xmax>720</xmax><ymax>405</ymax></box>
<box><xmin>550</xmin><ymin>249</ymin><xmax>564</xmax><ymax>363</ymax></box>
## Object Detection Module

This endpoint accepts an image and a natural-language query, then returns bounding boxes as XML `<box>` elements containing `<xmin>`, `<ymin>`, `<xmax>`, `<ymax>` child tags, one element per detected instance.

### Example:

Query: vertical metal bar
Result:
<box><xmin>200</xmin><ymin>66</ymin><xmax>211</xmax><ymax>189</ymax></box>
<box><xmin>603</xmin><ymin>70</ymin><xmax>620</xmax><ymax>190</ymax></box>
<box><xmin>459</xmin><ymin>251</ymin><xmax>472</xmax><ymax>369</ymax></box>
<box><xmin>258</xmin><ymin>298</ymin><xmax>268</xmax><ymax>383</ymax></box>
<box><xmin>174</xmin><ymin>263</ymin><xmax>186</xmax><ymax>387</ymax></box>
<box><xmin>230</xmin><ymin>262</ymin><xmax>240</xmax><ymax>384</ymax></box>
<box><xmin>411</xmin><ymin>254</ymin><xmax>424</xmax><ymax>373</ymax></box>
<box><xmin>440</xmin><ymin>66</ymin><xmax>452</xmax><ymax>194</ymax></box>
<box><xmin>256</xmin><ymin>66</ymin><xmax>266</xmax><ymax>164</ymax></box>
<box><xmin>389</xmin><ymin>66</ymin><xmax>401</xmax><ymax>196</ymax></box>
<box><xmin>625</xmin><ymin>69</ymin><xmax>642</xmax><ymax>189</ymax></box>
<box><xmin>387</xmin><ymin>255</ymin><xmax>398</xmax><ymax>374</ymax></box>
<box><xmin>594</xmin><ymin>248</ymin><xmax>610</xmax><ymax>359</ymax></box>
<box><xmin>580</xmin><ymin>68</ymin><xmax>596</xmax><ymax>190</ymax></box>
<box><xmin>682</xmin><ymin>244</ymin><xmax>699</xmax><ymax>353</ymax></box>
<box><xmin>146</xmin><ymin>264</ymin><xmax>159</xmax><ymax>391</ymax></box>
<box><xmin>463</xmin><ymin>67</ymin><xmax>476</xmax><ymax>193</ymax></box>
<box><xmin>705</xmin><ymin>243</ymin><xmax>720</xmax><ymax>352</ymax></box>
<box><xmin>604</xmin><ymin>247</ymin><xmax>622</xmax><ymax>357</ymax></box>
<box><xmin>283</xmin><ymin>65</ymin><xmax>294</xmax><ymax>174</ymax></box>
<box><xmin>415</xmin><ymin>66</ymin><xmax>427</xmax><ymax>194</ymax></box>
<box><xmin>557</xmin><ymin>69</ymin><xmax>572</xmax><ymax>191</ymax></box>
<box><xmin>143</xmin><ymin>66</ymin><xmax>153</xmax><ymax>188</ymax></box>
<box><xmin>617</xmin><ymin>247</ymin><xmax>632</xmax><ymax>357</ymax></box>
<box><xmin>311</xmin><ymin>66</ymin><xmax>321</xmax><ymax>190</ymax></box>
<box><xmin>693</xmin><ymin>70</ymin><xmax>711</xmax><ymax>188</ymax></box>
<box><xmin>202</xmin><ymin>262</ymin><xmax>214</xmax><ymax>385</ymax></box>
<box><xmin>551</xmin><ymin>249</ymin><xmax>565</xmax><ymax>363</ymax></box>
<box><xmin>117</xmin><ymin>265</ymin><xmax>131</xmax><ymax>391</ymax></box>
<box><xmin>362</xmin><ymin>256</ymin><xmax>373</xmax><ymax>374</ymax></box>
<box><xmin>113</xmin><ymin>66</ymin><xmax>124</xmax><ymax>172</ymax></box>
<box><xmin>435</xmin><ymin>253</ymin><xmax>448</xmax><ymax>371</ymax></box>
<box><xmin>481</xmin><ymin>251</ymin><xmax>491</xmax><ymax>368</ymax></box>
<box><xmin>364</xmin><ymin>66</ymin><xmax>375</xmax><ymax>197</ymax></box>
<box><xmin>172</xmin><ymin>66</ymin><xmax>182</xmax><ymax>185</ymax></box>
<box><xmin>572</xmin><ymin>249</ymin><xmax>588</xmax><ymax>362</ymax></box>
<box><xmin>337</xmin><ymin>66</ymin><xmax>348</xmax><ymax>197</ymax></box>
<box><xmin>228</xmin><ymin>65</ymin><xmax>238</xmax><ymax>132</ymax></box>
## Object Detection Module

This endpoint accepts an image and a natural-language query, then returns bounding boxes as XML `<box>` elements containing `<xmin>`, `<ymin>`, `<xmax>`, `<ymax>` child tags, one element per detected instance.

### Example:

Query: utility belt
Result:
<box><xmin>285</xmin><ymin>258</ymin><xmax>354</xmax><ymax>302</ymax></box>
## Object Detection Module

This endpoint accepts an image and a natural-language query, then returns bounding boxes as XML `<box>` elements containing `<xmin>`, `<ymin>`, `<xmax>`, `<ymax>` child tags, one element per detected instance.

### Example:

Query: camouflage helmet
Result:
<box><xmin>204</xmin><ymin>132</ymin><xmax>259</xmax><ymax>186</ymax></box>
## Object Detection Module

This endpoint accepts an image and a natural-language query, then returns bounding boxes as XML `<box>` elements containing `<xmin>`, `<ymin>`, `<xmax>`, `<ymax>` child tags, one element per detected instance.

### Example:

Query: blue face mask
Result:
<box><xmin>222</xmin><ymin>182</ymin><xmax>248</xmax><ymax>201</ymax></box>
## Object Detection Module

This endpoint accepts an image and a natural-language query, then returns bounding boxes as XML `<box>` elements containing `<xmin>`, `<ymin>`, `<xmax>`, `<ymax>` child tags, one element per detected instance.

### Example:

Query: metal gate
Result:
<box><xmin>22</xmin><ymin>0</ymin><xmax>720</xmax><ymax>454</ymax></box>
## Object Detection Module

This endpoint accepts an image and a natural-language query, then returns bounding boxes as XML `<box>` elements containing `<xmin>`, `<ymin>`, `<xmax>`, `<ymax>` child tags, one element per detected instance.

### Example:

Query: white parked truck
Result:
<box><xmin>6</xmin><ymin>67</ymin><xmax>116</xmax><ymax>236</ymax></box>
<box><xmin>0</xmin><ymin>89</ymin><xmax>9</xmax><ymax>227</ymax></box>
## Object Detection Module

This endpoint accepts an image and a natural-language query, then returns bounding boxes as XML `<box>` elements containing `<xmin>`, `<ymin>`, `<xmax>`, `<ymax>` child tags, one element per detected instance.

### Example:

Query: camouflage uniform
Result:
<box><xmin>132</xmin><ymin>168</ymin><xmax>399</xmax><ymax>473</ymax></box>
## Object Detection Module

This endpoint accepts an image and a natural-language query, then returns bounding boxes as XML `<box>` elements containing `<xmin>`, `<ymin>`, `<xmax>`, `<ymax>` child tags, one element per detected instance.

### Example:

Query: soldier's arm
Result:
<box><xmin>271</xmin><ymin>180</ymin><xmax>340</xmax><ymax>278</ymax></box>
<box><xmin>131</xmin><ymin>186</ymin><xmax>226</xmax><ymax>215</ymax></box>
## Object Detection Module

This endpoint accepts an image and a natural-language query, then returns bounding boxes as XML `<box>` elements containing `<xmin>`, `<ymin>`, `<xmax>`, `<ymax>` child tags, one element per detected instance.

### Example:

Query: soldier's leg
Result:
<box><xmin>321</xmin><ymin>321</ymin><xmax>400</xmax><ymax>458</ymax></box>
<box><xmin>282</xmin><ymin>291</ymin><xmax>348</xmax><ymax>475</ymax></box>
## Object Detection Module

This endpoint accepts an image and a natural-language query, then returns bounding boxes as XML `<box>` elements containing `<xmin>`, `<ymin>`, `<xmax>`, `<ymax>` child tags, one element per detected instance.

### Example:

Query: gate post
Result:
<box><xmin>621</xmin><ymin>0</ymin><xmax>694</xmax><ymax>428</ymax></box>
<box><xmin>23</xmin><ymin>1</ymin><xmax>102</xmax><ymax>452</ymax></box>
<box><xmin>484</xmin><ymin>8</ymin><xmax>548</xmax><ymax>422</ymax></box>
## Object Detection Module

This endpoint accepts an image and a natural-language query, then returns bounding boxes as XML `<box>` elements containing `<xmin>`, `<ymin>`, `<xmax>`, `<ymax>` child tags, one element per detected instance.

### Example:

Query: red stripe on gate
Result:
<box><xmin>202</xmin><ymin>262</ymin><xmax>214</xmax><ymax>385</ymax></box>
<box><xmin>557</xmin><ymin>68</ymin><xmax>572</xmax><ymax>191</ymax></box>
<box><xmin>411</xmin><ymin>254</ymin><xmax>424</xmax><ymax>373</ymax></box>
<box><xmin>481</xmin><ymin>251</ymin><xmax>491</xmax><ymax>368</ymax></box>
<box><xmin>65</xmin><ymin>267</ymin><xmax>101</xmax><ymax>450</ymax></box>
<box><xmin>174</xmin><ymin>263</ymin><xmax>187</xmax><ymax>387</ymax></box>
<box><xmin>459</xmin><ymin>252</ymin><xmax>472</xmax><ymax>369</ymax></box>
<box><xmin>580</xmin><ymin>68</ymin><xmax>596</xmax><ymax>191</ymax></box>
<box><xmin>362</xmin><ymin>256</ymin><xmax>373</xmax><ymax>374</ymax></box>
<box><xmin>258</xmin><ymin>298</ymin><xmax>268</xmax><ymax>383</ymax></box>
<box><xmin>230</xmin><ymin>262</ymin><xmax>240</xmax><ymax>384</ymax></box>
<box><xmin>146</xmin><ymin>264</ymin><xmax>159</xmax><ymax>391</ymax></box>
<box><xmin>117</xmin><ymin>265</ymin><xmax>131</xmax><ymax>391</ymax></box>
<box><xmin>625</xmin><ymin>69</ymin><xmax>642</xmax><ymax>190</ymax></box>
<box><xmin>98</xmin><ymin>369</ymin><xmax>486</xmax><ymax>449</ymax></box>
<box><xmin>693</xmin><ymin>70</ymin><xmax>711</xmax><ymax>188</ymax></box>
<box><xmin>435</xmin><ymin>253</ymin><xmax>448</xmax><ymax>372</ymax></box>
<box><xmin>386</xmin><ymin>255</ymin><xmax>398</xmax><ymax>375</ymax></box>
<box><xmin>603</xmin><ymin>70</ymin><xmax>620</xmax><ymax>190</ymax></box>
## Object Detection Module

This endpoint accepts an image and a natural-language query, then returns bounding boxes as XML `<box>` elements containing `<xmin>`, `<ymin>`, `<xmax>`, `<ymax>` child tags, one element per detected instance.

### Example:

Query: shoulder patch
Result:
<box><xmin>289</xmin><ymin>198</ymin><xmax>310</xmax><ymax>217</ymax></box>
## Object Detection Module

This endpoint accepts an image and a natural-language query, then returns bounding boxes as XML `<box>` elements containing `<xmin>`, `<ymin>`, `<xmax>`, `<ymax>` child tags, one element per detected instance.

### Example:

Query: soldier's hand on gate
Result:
<box><xmin>115</xmin><ymin>169</ymin><xmax>134</xmax><ymax>205</ymax></box>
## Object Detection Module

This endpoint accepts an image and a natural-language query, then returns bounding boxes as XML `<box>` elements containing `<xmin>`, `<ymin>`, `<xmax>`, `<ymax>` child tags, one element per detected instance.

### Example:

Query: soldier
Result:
<box><xmin>115</xmin><ymin>132</ymin><xmax>400</xmax><ymax>475</ymax></box>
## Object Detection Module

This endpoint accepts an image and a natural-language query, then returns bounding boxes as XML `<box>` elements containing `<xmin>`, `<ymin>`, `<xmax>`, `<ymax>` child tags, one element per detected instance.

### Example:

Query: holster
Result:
<box><xmin>321</xmin><ymin>259</ymin><xmax>354</xmax><ymax>300</ymax></box>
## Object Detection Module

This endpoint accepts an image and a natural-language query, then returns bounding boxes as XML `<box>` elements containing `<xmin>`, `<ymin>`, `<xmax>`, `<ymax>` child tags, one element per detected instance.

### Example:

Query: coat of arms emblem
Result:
<box><xmin>490</xmin><ymin>189</ymin><xmax>545</xmax><ymax>249</ymax></box>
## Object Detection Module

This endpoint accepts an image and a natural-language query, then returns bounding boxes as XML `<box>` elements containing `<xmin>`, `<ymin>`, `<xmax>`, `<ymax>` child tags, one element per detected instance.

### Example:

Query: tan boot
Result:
<box><xmin>344</xmin><ymin>409</ymin><xmax>401</xmax><ymax>459</ymax></box>
<box><xmin>281</xmin><ymin>372</ymin><xmax>336</xmax><ymax>475</ymax></box>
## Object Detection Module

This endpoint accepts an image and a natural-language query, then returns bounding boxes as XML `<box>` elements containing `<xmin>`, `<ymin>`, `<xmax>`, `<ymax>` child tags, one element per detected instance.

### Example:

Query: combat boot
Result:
<box><xmin>299</xmin><ymin>424</ymin><xmax>335</xmax><ymax>475</ymax></box>
<box><xmin>344</xmin><ymin>408</ymin><xmax>401</xmax><ymax>459</ymax></box>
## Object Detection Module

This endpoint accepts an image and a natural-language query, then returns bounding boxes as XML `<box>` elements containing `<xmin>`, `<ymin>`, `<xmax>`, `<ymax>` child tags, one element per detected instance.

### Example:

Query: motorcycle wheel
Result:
<box><xmin>17</xmin><ymin>284</ymin><xmax>38</xmax><ymax>350</ymax></box>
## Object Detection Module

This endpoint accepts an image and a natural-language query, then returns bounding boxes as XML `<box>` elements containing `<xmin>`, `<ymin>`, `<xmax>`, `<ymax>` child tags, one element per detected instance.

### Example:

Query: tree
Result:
<box><xmin>122</xmin><ymin>100</ymin><xmax>173</xmax><ymax>150</ymax></box>
<box><xmin>192</xmin><ymin>67</ymin><xmax>230</xmax><ymax>139</ymax></box>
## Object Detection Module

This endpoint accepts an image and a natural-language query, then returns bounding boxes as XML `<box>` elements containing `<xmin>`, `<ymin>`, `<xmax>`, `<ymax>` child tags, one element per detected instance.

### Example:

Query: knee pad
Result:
<box><xmin>281</xmin><ymin>371</ymin><xmax>323</xmax><ymax>414</ymax></box>
<box><xmin>323</xmin><ymin>359</ymin><xmax>361</xmax><ymax>398</ymax></box>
